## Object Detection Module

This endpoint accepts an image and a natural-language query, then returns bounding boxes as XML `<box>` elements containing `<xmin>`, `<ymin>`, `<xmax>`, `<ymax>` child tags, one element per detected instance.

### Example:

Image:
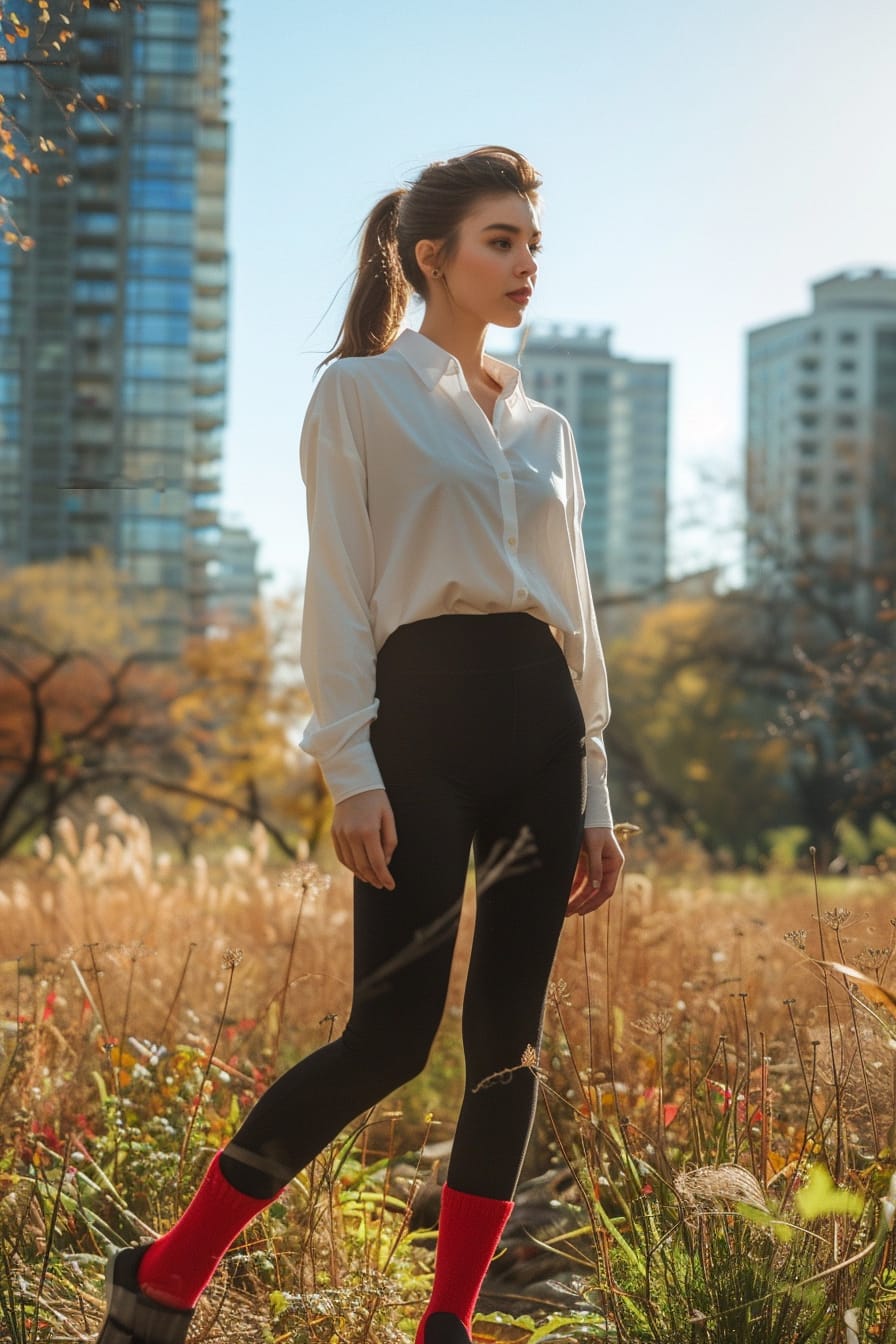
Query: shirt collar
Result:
<box><xmin>391</xmin><ymin>327</ymin><xmax>528</xmax><ymax>409</ymax></box>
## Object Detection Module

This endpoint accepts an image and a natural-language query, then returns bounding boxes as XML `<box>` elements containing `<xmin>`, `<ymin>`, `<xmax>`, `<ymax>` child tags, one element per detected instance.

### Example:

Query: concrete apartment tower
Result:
<box><xmin>515</xmin><ymin>323</ymin><xmax>670</xmax><ymax>611</ymax></box>
<box><xmin>0</xmin><ymin>0</ymin><xmax>257</xmax><ymax>652</ymax></box>
<box><xmin>745</xmin><ymin>268</ymin><xmax>896</xmax><ymax>613</ymax></box>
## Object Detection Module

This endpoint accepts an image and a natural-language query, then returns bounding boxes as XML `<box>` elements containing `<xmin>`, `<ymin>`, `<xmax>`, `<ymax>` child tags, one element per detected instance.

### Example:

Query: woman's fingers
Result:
<box><xmin>332</xmin><ymin>790</ymin><xmax>397</xmax><ymax>889</ymax></box>
<box><xmin>566</xmin><ymin>852</ymin><xmax>591</xmax><ymax>910</ymax></box>
<box><xmin>566</xmin><ymin>829</ymin><xmax>624</xmax><ymax>917</ymax></box>
<box><xmin>380</xmin><ymin>801</ymin><xmax>398</xmax><ymax>867</ymax></box>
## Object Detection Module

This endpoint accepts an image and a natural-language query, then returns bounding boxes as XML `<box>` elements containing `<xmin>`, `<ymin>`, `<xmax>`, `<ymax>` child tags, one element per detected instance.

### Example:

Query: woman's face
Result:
<box><xmin>429</xmin><ymin>190</ymin><xmax>541</xmax><ymax>329</ymax></box>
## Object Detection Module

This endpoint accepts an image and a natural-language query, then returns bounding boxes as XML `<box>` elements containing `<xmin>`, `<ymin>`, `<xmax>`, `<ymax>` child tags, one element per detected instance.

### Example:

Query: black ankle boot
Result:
<box><xmin>423</xmin><ymin>1313</ymin><xmax>471</xmax><ymax>1343</ymax></box>
<box><xmin>97</xmin><ymin>1245</ymin><xmax>194</xmax><ymax>1344</ymax></box>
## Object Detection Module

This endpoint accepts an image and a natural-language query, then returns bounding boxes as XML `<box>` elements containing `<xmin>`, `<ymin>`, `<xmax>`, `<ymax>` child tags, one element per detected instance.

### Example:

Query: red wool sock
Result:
<box><xmin>138</xmin><ymin>1151</ymin><xmax>280</xmax><ymax>1309</ymax></box>
<box><xmin>415</xmin><ymin>1184</ymin><xmax>514</xmax><ymax>1343</ymax></box>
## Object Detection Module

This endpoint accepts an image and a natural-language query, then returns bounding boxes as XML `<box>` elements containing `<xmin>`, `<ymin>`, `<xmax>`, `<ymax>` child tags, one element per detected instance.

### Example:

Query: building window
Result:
<box><xmin>798</xmin><ymin>439</ymin><xmax>818</xmax><ymax>455</ymax></box>
<box><xmin>74</xmin><ymin>279</ymin><xmax>118</xmax><ymax>305</ymax></box>
<box><xmin>129</xmin><ymin>211</ymin><xmax>193</xmax><ymax>245</ymax></box>
<box><xmin>145</xmin><ymin>4</ymin><xmax>200</xmax><ymax>38</ymax></box>
<box><xmin>125</xmin><ymin>313</ymin><xmax>190</xmax><ymax>344</ymax></box>
<box><xmin>838</xmin><ymin>331</ymin><xmax>858</xmax><ymax>344</ymax></box>
<box><xmin>798</xmin><ymin>468</ymin><xmax>817</xmax><ymax>486</ymax></box>
<box><xmin>798</xmin><ymin>413</ymin><xmax>818</xmax><ymax>428</ymax></box>
<box><xmin>836</xmin><ymin>413</ymin><xmax>857</xmax><ymax>428</ymax></box>
<box><xmin>838</xmin><ymin>359</ymin><xmax>857</xmax><ymax>372</ymax></box>
<box><xmin>797</xmin><ymin>384</ymin><xmax>818</xmax><ymax>399</ymax></box>
<box><xmin>125</xmin><ymin>279</ymin><xmax>191</xmax><ymax>313</ymax></box>
<box><xmin>77</xmin><ymin>212</ymin><xmax>119</xmax><ymax>237</ymax></box>
<box><xmin>127</xmin><ymin>245</ymin><xmax>192</xmax><ymax>279</ymax></box>
<box><xmin>129</xmin><ymin>178</ymin><xmax>194</xmax><ymax>212</ymax></box>
<box><xmin>837</xmin><ymin>386</ymin><xmax>856</xmax><ymax>400</ymax></box>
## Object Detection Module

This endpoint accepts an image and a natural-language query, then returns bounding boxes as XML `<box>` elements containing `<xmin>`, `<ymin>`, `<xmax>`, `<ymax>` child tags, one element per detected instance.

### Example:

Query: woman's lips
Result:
<box><xmin>506</xmin><ymin>291</ymin><xmax>530</xmax><ymax>304</ymax></box>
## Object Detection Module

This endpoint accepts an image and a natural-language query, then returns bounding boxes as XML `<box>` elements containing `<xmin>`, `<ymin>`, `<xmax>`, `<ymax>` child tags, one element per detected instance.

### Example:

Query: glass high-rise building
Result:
<box><xmin>0</xmin><ymin>0</ymin><xmax>249</xmax><ymax>653</ymax></box>
<box><xmin>745</xmin><ymin>268</ymin><xmax>896</xmax><ymax>614</ymax></box>
<box><xmin>516</xmin><ymin>323</ymin><xmax>670</xmax><ymax>602</ymax></box>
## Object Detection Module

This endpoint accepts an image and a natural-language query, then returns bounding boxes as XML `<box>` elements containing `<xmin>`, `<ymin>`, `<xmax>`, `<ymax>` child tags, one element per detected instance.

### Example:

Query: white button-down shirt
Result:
<box><xmin>298</xmin><ymin>326</ymin><xmax>614</xmax><ymax>828</ymax></box>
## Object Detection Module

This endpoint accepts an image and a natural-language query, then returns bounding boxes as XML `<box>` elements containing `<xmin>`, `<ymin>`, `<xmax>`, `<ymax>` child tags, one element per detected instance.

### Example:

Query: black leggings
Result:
<box><xmin>223</xmin><ymin>612</ymin><xmax>586</xmax><ymax>1202</ymax></box>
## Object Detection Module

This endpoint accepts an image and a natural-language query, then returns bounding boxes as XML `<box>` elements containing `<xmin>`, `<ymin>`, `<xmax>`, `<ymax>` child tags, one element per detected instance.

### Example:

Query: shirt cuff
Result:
<box><xmin>583</xmin><ymin>770</ymin><xmax>614</xmax><ymax>830</ymax></box>
<box><xmin>317</xmin><ymin>740</ymin><xmax>385</xmax><ymax>806</ymax></box>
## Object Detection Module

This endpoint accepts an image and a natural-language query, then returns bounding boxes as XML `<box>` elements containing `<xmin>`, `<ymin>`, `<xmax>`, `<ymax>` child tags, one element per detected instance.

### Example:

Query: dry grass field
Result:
<box><xmin>2</xmin><ymin>799</ymin><xmax>896</xmax><ymax>1342</ymax></box>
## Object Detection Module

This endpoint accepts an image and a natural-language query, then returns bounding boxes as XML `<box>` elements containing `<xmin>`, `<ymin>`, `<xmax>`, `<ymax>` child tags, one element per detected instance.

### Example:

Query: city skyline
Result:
<box><xmin>220</xmin><ymin>0</ymin><xmax>894</xmax><ymax>598</ymax></box>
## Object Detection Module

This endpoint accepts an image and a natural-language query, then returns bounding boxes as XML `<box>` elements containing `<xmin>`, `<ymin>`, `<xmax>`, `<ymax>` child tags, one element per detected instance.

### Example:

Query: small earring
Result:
<box><xmin>431</xmin><ymin>269</ymin><xmax>440</xmax><ymax>278</ymax></box>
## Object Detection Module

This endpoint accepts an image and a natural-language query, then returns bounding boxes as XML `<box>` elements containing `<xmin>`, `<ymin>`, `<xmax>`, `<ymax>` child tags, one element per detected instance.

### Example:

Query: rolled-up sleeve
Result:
<box><xmin>298</xmin><ymin>364</ymin><xmax>385</xmax><ymax>804</ymax></box>
<box><xmin>560</xmin><ymin>424</ymin><xmax>614</xmax><ymax>830</ymax></box>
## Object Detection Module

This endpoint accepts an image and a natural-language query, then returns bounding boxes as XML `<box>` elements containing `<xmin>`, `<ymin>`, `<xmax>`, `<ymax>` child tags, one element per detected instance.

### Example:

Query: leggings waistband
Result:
<box><xmin>375</xmin><ymin>612</ymin><xmax>563</xmax><ymax>677</ymax></box>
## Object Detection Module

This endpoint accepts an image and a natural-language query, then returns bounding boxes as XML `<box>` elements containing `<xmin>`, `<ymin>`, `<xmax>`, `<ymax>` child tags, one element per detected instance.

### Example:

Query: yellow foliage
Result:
<box><xmin>0</xmin><ymin>551</ymin><xmax>162</xmax><ymax>655</ymax></box>
<box><xmin>166</xmin><ymin>603</ymin><xmax>313</xmax><ymax>842</ymax></box>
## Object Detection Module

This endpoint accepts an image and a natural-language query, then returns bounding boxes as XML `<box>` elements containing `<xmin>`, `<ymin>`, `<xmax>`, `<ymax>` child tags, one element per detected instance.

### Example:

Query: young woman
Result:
<box><xmin>97</xmin><ymin>145</ymin><xmax>624</xmax><ymax>1344</ymax></box>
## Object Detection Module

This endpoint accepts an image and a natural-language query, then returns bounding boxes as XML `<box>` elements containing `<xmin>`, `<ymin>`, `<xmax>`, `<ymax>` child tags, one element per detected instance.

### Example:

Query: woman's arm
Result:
<box><xmin>561</xmin><ymin>420</ymin><xmax>614</xmax><ymax>830</ymax></box>
<box><xmin>299</xmin><ymin>365</ymin><xmax>400</xmax><ymax>889</ymax></box>
<box><xmin>560</xmin><ymin>420</ymin><xmax>624</xmax><ymax>912</ymax></box>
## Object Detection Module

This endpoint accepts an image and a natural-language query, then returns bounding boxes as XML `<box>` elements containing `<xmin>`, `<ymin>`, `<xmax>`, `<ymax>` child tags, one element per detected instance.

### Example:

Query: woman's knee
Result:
<box><xmin>339</xmin><ymin>1015</ymin><xmax>438</xmax><ymax>1092</ymax></box>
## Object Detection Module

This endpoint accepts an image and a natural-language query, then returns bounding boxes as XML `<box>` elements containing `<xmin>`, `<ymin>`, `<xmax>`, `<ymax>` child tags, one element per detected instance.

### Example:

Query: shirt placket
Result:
<box><xmin>443</xmin><ymin>370</ymin><xmax>530</xmax><ymax>609</ymax></box>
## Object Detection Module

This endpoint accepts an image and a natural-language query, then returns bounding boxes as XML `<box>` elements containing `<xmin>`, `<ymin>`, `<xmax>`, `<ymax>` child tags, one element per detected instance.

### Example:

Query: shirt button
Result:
<box><xmin>516</xmin><ymin>587</ymin><xmax>527</xmax><ymax>598</ymax></box>
<box><xmin>507</xmin><ymin>536</ymin><xmax>517</xmax><ymax>548</ymax></box>
<box><xmin>500</xmin><ymin>471</ymin><xmax>510</xmax><ymax>480</ymax></box>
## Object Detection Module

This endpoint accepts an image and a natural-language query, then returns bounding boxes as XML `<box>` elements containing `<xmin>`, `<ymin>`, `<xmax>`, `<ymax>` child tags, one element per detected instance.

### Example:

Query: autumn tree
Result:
<box><xmin>606</xmin><ymin>597</ymin><xmax>794</xmax><ymax>863</ymax></box>
<box><xmin>0</xmin><ymin>559</ymin><xmax>323</xmax><ymax>858</ymax></box>
<box><xmin>716</xmin><ymin>556</ymin><xmax>896</xmax><ymax>855</ymax></box>
<box><xmin>0</xmin><ymin>621</ymin><xmax>182</xmax><ymax>854</ymax></box>
<box><xmin>606</xmin><ymin>548</ymin><xmax>896</xmax><ymax>865</ymax></box>
<box><xmin>170</xmin><ymin>593</ymin><xmax>321</xmax><ymax>856</ymax></box>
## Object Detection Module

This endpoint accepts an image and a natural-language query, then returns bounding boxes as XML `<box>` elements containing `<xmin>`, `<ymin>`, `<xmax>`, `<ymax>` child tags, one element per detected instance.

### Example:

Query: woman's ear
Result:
<box><xmin>414</xmin><ymin>238</ymin><xmax>442</xmax><ymax>276</ymax></box>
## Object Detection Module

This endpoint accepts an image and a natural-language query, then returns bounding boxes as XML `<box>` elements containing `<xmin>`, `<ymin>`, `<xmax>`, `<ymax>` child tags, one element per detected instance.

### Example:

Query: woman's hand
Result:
<box><xmin>331</xmin><ymin>789</ymin><xmax>398</xmax><ymax>890</ymax></box>
<box><xmin>567</xmin><ymin>826</ymin><xmax>624</xmax><ymax>917</ymax></box>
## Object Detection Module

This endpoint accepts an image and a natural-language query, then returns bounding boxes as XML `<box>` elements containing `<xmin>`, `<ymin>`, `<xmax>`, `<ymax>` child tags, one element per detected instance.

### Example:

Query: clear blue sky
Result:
<box><xmin>220</xmin><ymin>0</ymin><xmax>894</xmax><ymax>595</ymax></box>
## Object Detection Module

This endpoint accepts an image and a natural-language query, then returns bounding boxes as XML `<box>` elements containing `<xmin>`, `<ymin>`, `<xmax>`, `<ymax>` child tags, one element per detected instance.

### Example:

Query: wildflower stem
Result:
<box><xmin>157</xmin><ymin>940</ymin><xmax>196</xmax><ymax>1045</ymax></box>
<box><xmin>812</xmin><ymin>846</ymin><xmax>844</xmax><ymax>1178</ymax></box>
<box><xmin>273</xmin><ymin>881</ymin><xmax>307</xmax><ymax>1069</ymax></box>
<box><xmin>176</xmin><ymin>956</ymin><xmax>238</xmax><ymax>1199</ymax></box>
<box><xmin>835</xmin><ymin>926</ymin><xmax>881</xmax><ymax>1156</ymax></box>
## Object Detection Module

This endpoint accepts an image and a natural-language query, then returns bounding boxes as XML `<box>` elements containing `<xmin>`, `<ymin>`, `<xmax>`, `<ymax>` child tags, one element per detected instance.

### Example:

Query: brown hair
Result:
<box><xmin>317</xmin><ymin>145</ymin><xmax>542</xmax><ymax>370</ymax></box>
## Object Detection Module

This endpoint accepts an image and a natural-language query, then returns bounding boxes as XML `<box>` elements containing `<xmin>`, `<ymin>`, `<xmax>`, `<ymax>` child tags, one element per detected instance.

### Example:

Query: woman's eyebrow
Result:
<box><xmin>480</xmin><ymin>223</ymin><xmax>543</xmax><ymax>239</ymax></box>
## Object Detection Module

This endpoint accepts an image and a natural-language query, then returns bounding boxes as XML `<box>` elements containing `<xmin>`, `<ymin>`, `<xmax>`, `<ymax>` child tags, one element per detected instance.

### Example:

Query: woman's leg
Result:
<box><xmin>224</xmin><ymin>778</ymin><xmax>478</xmax><ymax>1184</ymax></box>
<box><xmin>130</xmin><ymin>778</ymin><xmax>477</xmax><ymax>1316</ymax></box>
<box><xmin>416</xmin><ymin>636</ymin><xmax>586</xmax><ymax>1344</ymax></box>
<box><xmin>448</xmin><ymin>732</ymin><xmax>585</xmax><ymax>1197</ymax></box>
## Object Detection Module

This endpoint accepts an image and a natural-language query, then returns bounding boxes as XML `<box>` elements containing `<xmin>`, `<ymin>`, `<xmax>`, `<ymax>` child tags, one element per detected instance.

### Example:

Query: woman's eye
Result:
<box><xmin>491</xmin><ymin>238</ymin><xmax>542</xmax><ymax>254</ymax></box>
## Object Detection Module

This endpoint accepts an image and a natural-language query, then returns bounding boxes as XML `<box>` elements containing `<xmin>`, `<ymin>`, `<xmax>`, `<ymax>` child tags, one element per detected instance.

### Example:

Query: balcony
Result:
<box><xmin>193</xmin><ymin>391</ymin><xmax>226</xmax><ymax>429</ymax></box>
<box><xmin>193</xmin><ymin>360</ymin><xmax>226</xmax><ymax>395</ymax></box>
<box><xmin>192</xmin><ymin>329</ymin><xmax>227</xmax><ymax>358</ymax></box>
<box><xmin>187</xmin><ymin>473</ymin><xmax>220</xmax><ymax>495</ymax></box>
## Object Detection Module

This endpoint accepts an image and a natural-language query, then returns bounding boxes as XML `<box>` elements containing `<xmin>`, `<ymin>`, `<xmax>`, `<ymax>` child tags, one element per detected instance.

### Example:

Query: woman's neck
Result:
<box><xmin>417</xmin><ymin>316</ymin><xmax>498</xmax><ymax>390</ymax></box>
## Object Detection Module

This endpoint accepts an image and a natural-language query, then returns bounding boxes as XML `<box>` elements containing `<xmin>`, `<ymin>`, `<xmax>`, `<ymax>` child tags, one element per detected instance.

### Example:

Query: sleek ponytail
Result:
<box><xmin>320</xmin><ymin>189</ymin><xmax>411</xmax><ymax>367</ymax></box>
<box><xmin>318</xmin><ymin>146</ymin><xmax>541</xmax><ymax>370</ymax></box>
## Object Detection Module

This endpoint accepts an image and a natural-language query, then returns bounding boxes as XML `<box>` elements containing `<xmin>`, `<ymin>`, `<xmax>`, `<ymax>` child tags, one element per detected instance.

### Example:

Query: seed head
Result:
<box><xmin>821</xmin><ymin>907</ymin><xmax>853</xmax><ymax>931</ymax></box>
<box><xmin>634</xmin><ymin>1010</ymin><xmax>673</xmax><ymax>1035</ymax></box>
<box><xmin>858</xmin><ymin>948</ymin><xmax>888</xmax><ymax>971</ymax></box>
